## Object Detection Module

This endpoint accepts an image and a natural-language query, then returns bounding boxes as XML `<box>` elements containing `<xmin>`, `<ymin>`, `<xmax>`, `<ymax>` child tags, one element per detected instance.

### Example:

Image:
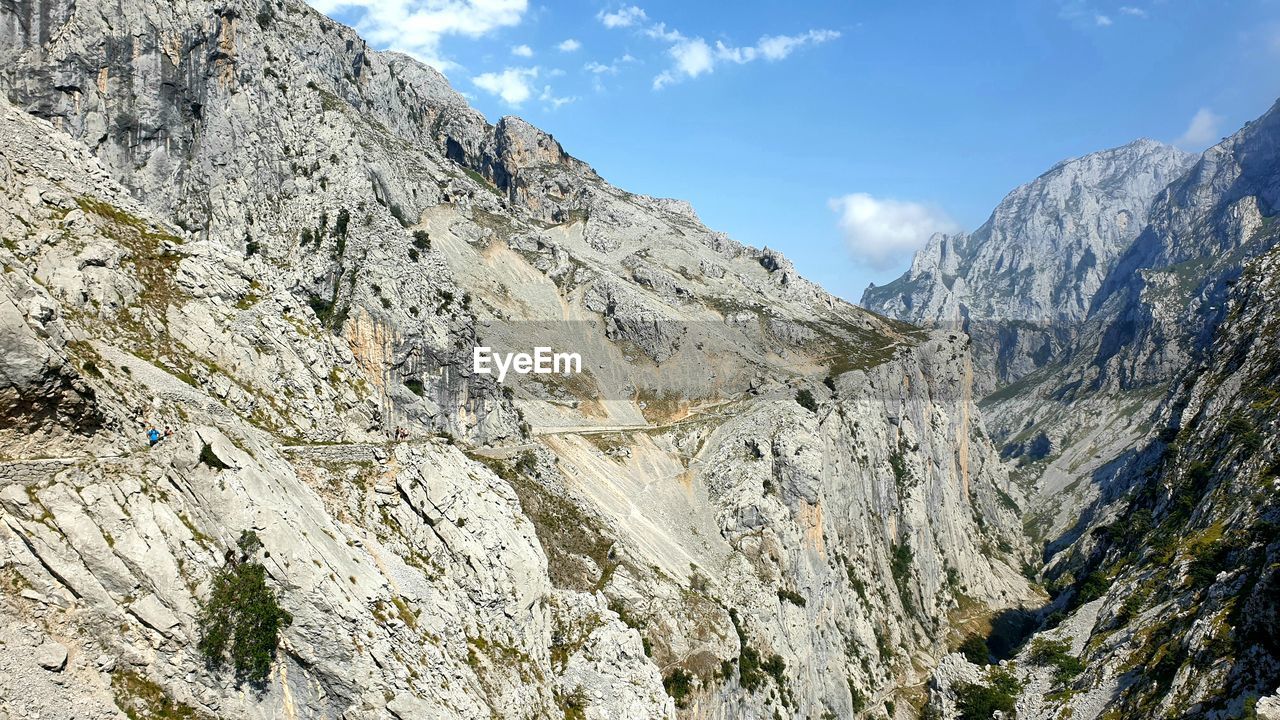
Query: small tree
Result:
<box><xmin>198</xmin><ymin>531</ymin><xmax>292</xmax><ymax>686</ymax></box>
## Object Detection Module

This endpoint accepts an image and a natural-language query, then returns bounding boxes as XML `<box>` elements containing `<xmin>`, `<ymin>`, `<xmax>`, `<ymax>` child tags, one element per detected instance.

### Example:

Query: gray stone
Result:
<box><xmin>35</xmin><ymin>642</ymin><xmax>67</xmax><ymax>672</ymax></box>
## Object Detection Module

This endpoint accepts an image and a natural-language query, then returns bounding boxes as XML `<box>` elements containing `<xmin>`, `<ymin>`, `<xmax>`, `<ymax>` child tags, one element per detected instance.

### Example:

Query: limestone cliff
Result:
<box><xmin>0</xmin><ymin>0</ymin><xmax>1033</xmax><ymax>718</ymax></box>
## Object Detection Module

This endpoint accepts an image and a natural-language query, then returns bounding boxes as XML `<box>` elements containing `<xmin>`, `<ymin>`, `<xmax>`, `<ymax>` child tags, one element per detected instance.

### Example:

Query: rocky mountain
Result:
<box><xmin>862</xmin><ymin>139</ymin><xmax>1196</xmax><ymax>391</ymax></box>
<box><xmin>0</xmin><ymin>1</ymin><xmax>1035</xmax><ymax>719</ymax></box>
<box><xmin>925</xmin><ymin>101</ymin><xmax>1280</xmax><ymax>719</ymax></box>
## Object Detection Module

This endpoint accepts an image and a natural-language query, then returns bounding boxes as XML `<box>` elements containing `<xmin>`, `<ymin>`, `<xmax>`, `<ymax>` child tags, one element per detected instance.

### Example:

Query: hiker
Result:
<box><xmin>164</xmin><ymin>426</ymin><xmax>173</xmax><ymax>439</ymax></box>
<box><xmin>146</xmin><ymin>426</ymin><xmax>161</xmax><ymax>446</ymax></box>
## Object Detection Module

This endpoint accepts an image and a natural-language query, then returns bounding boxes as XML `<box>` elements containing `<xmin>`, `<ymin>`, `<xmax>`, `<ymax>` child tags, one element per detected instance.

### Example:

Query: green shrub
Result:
<box><xmin>847</xmin><ymin>680</ymin><xmax>867</xmax><ymax>712</ymax></box>
<box><xmin>1029</xmin><ymin>637</ymin><xmax>1085</xmax><ymax>685</ymax></box>
<box><xmin>308</xmin><ymin>294</ymin><xmax>333</xmax><ymax>322</ymax></box>
<box><xmin>405</xmin><ymin>378</ymin><xmax>425</xmax><ymax>396</ymax></box>
<box><xmin>959</xmin><ymin>635</ymin><xmax>990</xmax><ymax>665</ymax></box>
<box><xmin>412</xmin><ymin>230</ymin><xmax>431</xmax><ymax>251</ymax></box>
<box><xmin>795</xmin><ymin>388</ymin><xmax>818</xmax><ymax>412</ymax></box>
<box><xmin>777</xmin><ymin>588</ymin><xmax>807</xmax><ymax>607</ymax></box>
<box><xmin>197</xmin><ymin>531</ymin><xmax>292</xmax><ymax>685</ymax></box>
<box><xmin>663</xmin><ymin>668</ymin><xmax>694</xmax><ymax>708</ymax></box>
<box><xmin>198</xmin><ymin>444</ymin><xmax>231</xmax><ymax>471</ymax></box>
<box><xmin>890</xmin><ymin>543</ymin><xmax>915</xmax><ymax>614</ymax></box>
<box><xmin>1073</xmin><ymin>571</ymin><xmax>1110</xmax><ymax>606</ymax></box>
<box><xmin>955</xmin><ymin>667</ymin><xmax>1021</xmax><ymax>720</ymax></box>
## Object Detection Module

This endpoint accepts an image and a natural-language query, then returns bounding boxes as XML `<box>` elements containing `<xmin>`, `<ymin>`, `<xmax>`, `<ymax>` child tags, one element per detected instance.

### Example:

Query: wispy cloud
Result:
<box><xmin>598</xmin><ymin>5</ymin><xmax>647</xmax><ymax>29</ymax></box>
<box><xmin>641</xmin><ymin>22</ymin><xmax>680</xmax><ymax>43</ymax></box>
<box><xmin>511</xmin><ymin>44</ymin><xmax>533</xmax><ymax>57</ymax></box>
<box><xmin>557</xmin><ymin>38</ymin><xmax>582</xmax><ymax>52</ymax></box>
<box><xmin>307</xmin><ymin>0</ymin><xmax>527</xmax><ymax>72</ymax></box>
<box><xmin>1175</xmin><ymin>108</ymin><xmax>1225</xmax><ymax>149</ymax></box>
<box><xmin>652</xmin><ymin>28</ymin><xmax>839</xmax><ymax>89</ymax></box>
<box><xmin>1057</xmin><ymin>1</ymin><xmax>1132</xmax><ymax>29</ymax></box>
<box><xmin>540</xmin><ymin>85</ymin><xmax>575</xmax><ymax>109</ymax></box>
<box><xmin>829</xmin><ymin>194</ymin><xmax>959</xmax><ymax>270</ymax></box>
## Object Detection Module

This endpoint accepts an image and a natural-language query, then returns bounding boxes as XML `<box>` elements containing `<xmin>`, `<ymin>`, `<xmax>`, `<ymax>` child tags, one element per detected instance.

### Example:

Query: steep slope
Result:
<box><xmin>982</xmin><ymin>99</ymin><xmax>1280</xmax><ymax>538</ymax></box>
<box><xmin>0</xmin><ymin>1</ymin><xmax>1034</xmax><ymax>718</ymax></box>
<box><xmin>863</xmin><ymin>140</ymin><xmax>1195</xmax><ymax>390</ymax></box>
<box><xmin>925</xmin><ymin>101</ymin><xmax>1280</xmax><ymax>719</ymax></box>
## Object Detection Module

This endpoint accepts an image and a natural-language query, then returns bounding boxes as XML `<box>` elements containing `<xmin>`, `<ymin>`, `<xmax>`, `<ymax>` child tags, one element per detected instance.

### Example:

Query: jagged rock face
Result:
<box><xmin>919</xmin><ymin>102</ymin><xmax>1280</xmax><ymax>719</ymax></box>
<box><xmin>863</xmin><ymin>139</ymin><xmax>1196</xmax><ymax>389</ymax></box>
<box><xmin>0</xmin><ymin>1</ymin><xmax>1035</xmax><ymax>719</ymax></box>
<box><xmin>1087</xmin><ymin>99</ymin><xmax>1280</xmax><ymax>390</ymax></box>
<box><xmin>975</xmin><ymin>101</ymin><xmax>1280</xmax><ymax>541</ymax></box>
<box><xmin>935</xmin><ymin>242</ymin><xmax>1280</xmax><ymax>720</ymax></box>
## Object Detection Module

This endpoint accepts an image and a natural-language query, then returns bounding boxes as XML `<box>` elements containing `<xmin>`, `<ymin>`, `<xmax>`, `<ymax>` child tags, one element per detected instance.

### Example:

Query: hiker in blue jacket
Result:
<box><xmin>147</xmin><ymin>426</ymin><xmax>162</xmax><ymax>446</ymax></box>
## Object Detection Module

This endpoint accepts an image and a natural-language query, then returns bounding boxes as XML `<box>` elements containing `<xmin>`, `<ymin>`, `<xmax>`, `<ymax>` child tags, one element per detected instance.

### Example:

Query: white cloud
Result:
<box><xmin>1119</xmin><ymin>6</ymin><xmax>1147</xmax><ymax>18</ymax></box>
<box><xmin>756</xmin><ymin>29</ymin><xmax>840</xmax><ymax>60</ymax></box>
<box><xmin>511</xmin><ymin>44</ymin><xmax>533</xmax><ymax>57</ymax></box>
<box><xmin>584</xmin><ymin>60</ymin><xmax>619</xmax><ymax>74</ymax></box>
<box><xmin>651</xmin><ymin>28</ymin><xmax>838</xmax><ymax>88</ymax></box>
<box><xmin>1175</xmin><ymin>108</ymin><xmax>1225</xmax><ymax>149</ymax></box>
<box><xmin>557</xmin><ymin>38</ymin><xmax>582</xmax><ymax>52</ymax></box>
<box><xmin>1095</xmin><ymin>14</ymin><xmax>1112</xmax><ymax>26</ymax></box>
<box><xmin>539</xmin><ymin>85</ymin><xmax>576</xmax><ymax>109</ymax></box>
<box><xmin>472</xmin><ymin>66</ymin><xmax>539</xmax><ymax>105</ymax></box>
<box><xmin>671</xmin><ymin>38</ymin><xmax>714</xmax><ymax>76</ymax></box>
<box><xmin>713</xmin><ymin>30</ymin><xmax>840</xmax><ymax>64</ymax></box>
<box><xmin>828</xmin><ymin>194</ymin><xmax>959</xmax><ymax>270</ymax></box>
<box><xmin>598</xmin><ymin>5</ymin><xmax>647</xmax><ymax>29</ymax></box>
<box><xmin>307</xmin><ymin>0</ymin><xmax>528</xmax><ymax>72</ymax></box>
<box><xmin>644</xmin><ymin>22</ymin><xmax>684</xmax><ymax>43</ymax></box>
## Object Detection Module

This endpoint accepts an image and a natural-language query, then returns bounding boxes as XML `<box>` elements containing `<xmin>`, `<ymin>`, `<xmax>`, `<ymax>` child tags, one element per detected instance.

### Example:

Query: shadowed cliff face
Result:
<box><xmin>0</xmin><ymin>1</ymin><xmax>1035</xmax><ymax>718</ymax></box>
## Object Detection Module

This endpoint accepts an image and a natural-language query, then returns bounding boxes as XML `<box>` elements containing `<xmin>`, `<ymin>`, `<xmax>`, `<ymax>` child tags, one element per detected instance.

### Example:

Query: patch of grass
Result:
<box><xmin>111</xmin><ymin>670</ymin><xmax>209</xmax><ymax>720</ymax></box>
<box><xmin>475</xmin><ymin>452</ymin><xmax>615</xmax><ymax>591</ymax></box>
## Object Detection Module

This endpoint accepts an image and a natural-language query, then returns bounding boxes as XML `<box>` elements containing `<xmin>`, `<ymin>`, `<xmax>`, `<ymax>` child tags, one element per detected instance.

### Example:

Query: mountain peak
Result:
<box><xmin>863</xmin><ymin>134</ymin><xmax>1198</xmax><ymax>387</ymax></box>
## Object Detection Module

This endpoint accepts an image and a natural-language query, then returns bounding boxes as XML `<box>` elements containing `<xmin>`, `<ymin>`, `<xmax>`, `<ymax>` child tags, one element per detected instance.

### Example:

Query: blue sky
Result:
<box><xmin>308</xmin><ymin>0</ymin><xmax>1280</xmax><ymax>301</ymax></box>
